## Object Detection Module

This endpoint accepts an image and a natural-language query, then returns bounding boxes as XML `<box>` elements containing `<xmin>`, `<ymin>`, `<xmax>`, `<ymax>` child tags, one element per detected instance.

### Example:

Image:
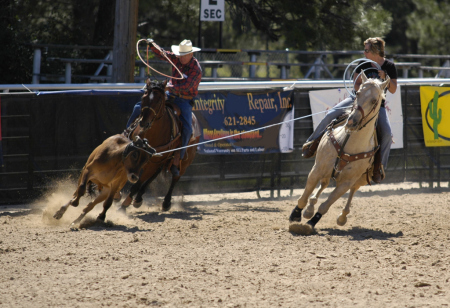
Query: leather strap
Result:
<box><xmin>328</xmin><ymin>129</ymin><xmax>379</xmax><ymax>175</ymax></box>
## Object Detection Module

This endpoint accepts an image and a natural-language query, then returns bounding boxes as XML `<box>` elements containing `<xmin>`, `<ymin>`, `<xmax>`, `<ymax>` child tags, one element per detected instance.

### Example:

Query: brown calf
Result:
<box><xmin>53</xmin><ymin>134</ymin><xmax>155</xmax><ymax>227</ymax></box>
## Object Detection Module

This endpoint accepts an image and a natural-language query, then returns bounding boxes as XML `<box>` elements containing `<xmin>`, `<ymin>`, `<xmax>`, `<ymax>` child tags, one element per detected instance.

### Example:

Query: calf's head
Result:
<box><xmin>122</xmin><ymin>136</ymin><xmax>156</xmax><ymax>183</ymax></box>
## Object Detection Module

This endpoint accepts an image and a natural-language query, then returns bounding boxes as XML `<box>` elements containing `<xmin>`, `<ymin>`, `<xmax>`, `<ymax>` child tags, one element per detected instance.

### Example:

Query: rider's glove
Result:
<box><xmin>147</xmin><ymin>38</ymin><xmax>154</xmax><ymax>44</ymax></box>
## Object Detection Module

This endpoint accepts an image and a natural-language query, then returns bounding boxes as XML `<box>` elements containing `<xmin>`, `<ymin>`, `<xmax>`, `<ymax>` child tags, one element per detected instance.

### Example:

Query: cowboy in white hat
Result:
<box><xmin>127</xmin><ymin>39</ymin><xmax>202</xmax><ymax>176</ymax></box>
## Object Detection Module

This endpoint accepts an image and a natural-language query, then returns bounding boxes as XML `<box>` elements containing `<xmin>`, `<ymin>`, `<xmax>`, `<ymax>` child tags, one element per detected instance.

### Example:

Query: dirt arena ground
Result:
<box><xmin>1</xmin><ymin>181</ymin><xmax>450</xmax><ymax>307</ymax></box>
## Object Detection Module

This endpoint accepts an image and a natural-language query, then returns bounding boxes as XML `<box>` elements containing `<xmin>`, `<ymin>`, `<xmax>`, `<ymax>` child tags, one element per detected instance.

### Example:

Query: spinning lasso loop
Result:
<box><xmin>136</xmin><ymin>39</ymin><xmax>185</xmax><ymax>80</ymax></box>
<box><xmin>343</xmin><ymin>58</ymin><xmax>382</xmax><ymax>98</ymax></box>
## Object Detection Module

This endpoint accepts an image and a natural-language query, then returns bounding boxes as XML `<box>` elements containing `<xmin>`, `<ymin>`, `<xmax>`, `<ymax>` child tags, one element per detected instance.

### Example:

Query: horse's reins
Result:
<box><xmin>136</xmin><ymin>39</ymin><xmax>185</xmax><ymax>80</ymax></box>
<box><xmin>139</xmin><ymin>86</ymin><xmax>168</xmax><ymax>130</ymax></box>
<box><xmin>132</xmin><ymin>83</ymin><xmax>182</xmax><ymax>164</ymax></box>
<box><xmin>331</xmin><ymin>82</ymin><xmax>384</xmax><ymax>179</ymax></box>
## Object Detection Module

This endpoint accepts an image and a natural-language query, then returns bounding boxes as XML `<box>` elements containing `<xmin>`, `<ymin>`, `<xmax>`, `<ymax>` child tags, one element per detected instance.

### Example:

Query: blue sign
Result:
<box><xmin>193</xmin><ymin>89</ymin><xmax>294</xmax><ymax>154</ymax></box>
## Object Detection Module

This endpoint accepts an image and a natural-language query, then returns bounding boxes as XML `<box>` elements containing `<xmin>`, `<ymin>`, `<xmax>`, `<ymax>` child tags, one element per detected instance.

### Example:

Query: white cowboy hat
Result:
<box><xmin>171</xmin><ymin>39</ymin><xmax>201</xmax><ymax>56</ymax></box>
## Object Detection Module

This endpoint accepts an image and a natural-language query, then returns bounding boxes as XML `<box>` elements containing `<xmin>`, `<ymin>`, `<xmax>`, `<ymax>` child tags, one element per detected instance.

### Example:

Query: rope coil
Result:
<box><xmin>136</xmin><ymin>39</ymin><xmax>185</xmax><ymax>80</ymax></box>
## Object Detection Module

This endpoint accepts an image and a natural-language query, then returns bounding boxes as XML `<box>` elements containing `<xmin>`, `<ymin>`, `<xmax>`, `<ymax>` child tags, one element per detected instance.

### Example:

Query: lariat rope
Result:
<box><xmin>136</xmin><ymin>39</ymin><xmax>184</xmax><ymax>80</ymax></box>
<box><xmin>154</xmin><ymin>107</ymin><xmax>349</xmax><ymax>156</ymax></box>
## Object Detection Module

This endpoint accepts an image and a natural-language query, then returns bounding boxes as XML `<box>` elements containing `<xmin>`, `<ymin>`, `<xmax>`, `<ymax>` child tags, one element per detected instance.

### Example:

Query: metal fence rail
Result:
<box><xmin>29</xmin><ymin>44</ymin><xmax>450</xmax><ymax>84</ymax></box>
<box><xmin>1</xmin><ymin>80</ymin><xmax>450</xmax><ymax>205</ymax></box>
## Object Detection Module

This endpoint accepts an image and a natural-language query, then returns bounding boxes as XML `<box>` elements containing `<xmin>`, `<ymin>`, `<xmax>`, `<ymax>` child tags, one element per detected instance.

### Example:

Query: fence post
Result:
<box><xmin>65</xmin><ymin>63</ymin><xmax>72</xmax><ymax>84</ymax></box>
<box><xmin>139</xmin><ymin>66</ymin><xmax>145</xmax><ymax>82</ymax></box>
<box><xmin>249</xmin><ymin>52</ymin><xmax>257</xmax><ymax>78</ymax></box>
<box><xmin>280</xmin><ymin>66</ymin><xmax>287</xmax><ymax>79</ymax></box>
<box><xmin>32</xmin><ymin>48</ymin><xmax>41</xmax><ymax>84</ymax></box>
<box><xmin>285</xmin><ymin>48</ymin><xmax>290</xmax><ymax>78</ymax></box>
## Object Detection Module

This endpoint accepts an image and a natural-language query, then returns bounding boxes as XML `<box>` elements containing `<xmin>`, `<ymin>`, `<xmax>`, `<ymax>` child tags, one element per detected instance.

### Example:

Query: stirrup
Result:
<box><xmin>302</xmin><ymin>138</ymin><xmax>320</xmax><ymax>158</ymax></box>
<box><xmin>372</xmin><ymin>165</ymin><xmax>385</xmax><ymax>183</ymax></box>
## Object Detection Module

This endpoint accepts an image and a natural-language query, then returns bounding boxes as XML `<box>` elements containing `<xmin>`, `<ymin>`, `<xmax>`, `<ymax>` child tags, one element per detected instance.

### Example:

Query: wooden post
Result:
<box><xmin>112</xmin><ymin>0</ymin><xmax>139</xmax><ymax>83</ymax></box>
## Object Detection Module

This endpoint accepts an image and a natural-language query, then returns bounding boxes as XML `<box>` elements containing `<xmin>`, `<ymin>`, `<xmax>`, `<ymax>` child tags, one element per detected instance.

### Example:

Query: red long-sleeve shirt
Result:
<box><xmin>150</xmin><ymin>46</ymin><xmax>202</xmax><ymax>98</ymax></box>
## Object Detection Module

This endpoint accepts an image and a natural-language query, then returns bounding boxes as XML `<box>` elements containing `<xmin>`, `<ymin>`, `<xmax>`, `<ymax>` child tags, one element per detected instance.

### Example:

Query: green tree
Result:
<box><xmin>406</xmin><ymin>0</ymin><xmax>450</xmax><ymax>55</ymax></box>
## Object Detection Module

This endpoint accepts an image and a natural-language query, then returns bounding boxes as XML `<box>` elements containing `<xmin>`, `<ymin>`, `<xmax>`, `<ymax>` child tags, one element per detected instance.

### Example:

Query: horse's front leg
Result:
<box><xmin>119</xmin><ymin>181</ymin><xmax>142</xmax><ymax>213</ymax></box>
<box><xmin>289</xmin><ymin>169</ymin><xmax>322</xmax><ymax>222</ymax></box>
<box><xmin>303</xmin><ymin>178</ymin><xmax>330</xmax><ymax>219</ymax></box>
<box><xmin>162</xmin><ymin>175</ymin><xmax>180</xmax><ymax>212</ymax></box>
<box><xmin>337</xmin><ymin>185</ymin><xmax>360</xmax><ymax>226</ymax></box>
<box><xmin>305</xmin><ymin>182</ymin><xmax>353</xmax><ymax>230</ymax></box>
<box><xmin>132</xmin><ymin>167</ymin><xmax>163</xmax><ymax>208</ymax></box>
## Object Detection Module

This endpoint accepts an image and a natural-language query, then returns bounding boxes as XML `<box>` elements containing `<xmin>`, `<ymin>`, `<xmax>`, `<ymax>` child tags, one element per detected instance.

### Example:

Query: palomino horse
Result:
<box><xmin>289</xmin><ymin>71</ymin><xmax>390</xmax><ymax>234</ymax></box>
<box><xmin>119</xmin><ymin>79</ymin><xmax>199</xmax><ymax>212</ymax></box>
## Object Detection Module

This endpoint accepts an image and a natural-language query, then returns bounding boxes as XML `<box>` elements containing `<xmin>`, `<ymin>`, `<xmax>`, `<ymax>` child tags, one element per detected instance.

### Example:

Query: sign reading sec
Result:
<box><xmin>200</xmin><ymin>0</ymin><xmax>225</xmax><ymax>21</ymax></box>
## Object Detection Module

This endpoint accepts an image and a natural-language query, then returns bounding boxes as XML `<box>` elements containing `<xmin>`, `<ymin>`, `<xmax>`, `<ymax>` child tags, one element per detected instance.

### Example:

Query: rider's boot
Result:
<box><xmin>302</xmin><ymin>134</ymin><xmax>323</xmax><ymax>158</ymax></box>
<box><xmin>170</xmin><ymin>151</ymin><xmax>181</xmax><ymax>177</ymax></box>
<box><xmin>372</xmin><ymin>150</ymin><xmax>384</xmax><ymax>183</ymax></box>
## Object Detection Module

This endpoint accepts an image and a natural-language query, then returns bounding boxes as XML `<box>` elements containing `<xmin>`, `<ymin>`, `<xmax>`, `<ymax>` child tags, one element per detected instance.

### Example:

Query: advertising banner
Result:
<box><xmin>193</xmin><ymin>89</ymin><xmax>294</xmax><ymax>154</ymax></box>
<box><xmin>308</xmin><ymin>86</ymin><xmax>404</xmax><ymax>149</ymax></box>
<box><xmin>420</xmin><ymin>86</ymin><xmax>450</xmax><ymax>147</ymax></box>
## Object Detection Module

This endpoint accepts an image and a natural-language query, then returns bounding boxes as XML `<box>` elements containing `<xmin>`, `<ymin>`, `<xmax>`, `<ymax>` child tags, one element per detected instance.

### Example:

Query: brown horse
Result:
<box><xmin>119</xmin><ymin>79</ymin><xmax>200</xmax><ymax>212</ymax></box>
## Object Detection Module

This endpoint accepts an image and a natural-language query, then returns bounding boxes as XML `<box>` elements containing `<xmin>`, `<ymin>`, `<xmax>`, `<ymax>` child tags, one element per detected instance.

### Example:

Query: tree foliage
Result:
<box><xmin>1</xmin><ymin>0</ymin><xmax>448</xmax><ymax>83</ymax></box>
<box><xmin>406</xmin><ymin>0</ymin><xmax>450</xmax><ymax>55</ymax></box>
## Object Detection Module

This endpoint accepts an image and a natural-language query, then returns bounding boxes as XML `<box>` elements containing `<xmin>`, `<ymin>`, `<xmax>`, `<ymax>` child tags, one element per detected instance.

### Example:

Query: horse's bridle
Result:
<box><xmin>139</xmin><ymin>86</ymin><xmax>166</xmax><ymax>131</ymax></box>
<box><xmin>351</xmin><ymin>83</ymin><xmax>384</xmax><ymax>131</ymax></box>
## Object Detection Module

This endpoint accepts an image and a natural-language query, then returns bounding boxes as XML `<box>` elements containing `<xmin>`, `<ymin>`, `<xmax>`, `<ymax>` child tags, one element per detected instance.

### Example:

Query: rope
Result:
<box><xmin>136</xmin><ymin>39</ymin><xmax>184</xmax><ymax>80</ymax></box>
<box><xmin>155</xmin><ymin>107</ymin><xmax>349</xmax><ymax>156</ymax></box>
<box><xmin>343</xmin><ymin>58</ymin><xmax>382</xmax><ymax>98</ymax></box>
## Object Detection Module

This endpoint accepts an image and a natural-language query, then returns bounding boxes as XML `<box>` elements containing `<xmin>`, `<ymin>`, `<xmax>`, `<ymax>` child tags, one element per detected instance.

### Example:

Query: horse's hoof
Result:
<box><xmin>289</xmin><ymin>223</ymin><xmax>315</xmax><ymax>235</ymax></box>
<box><xmin>117</xmin><ymin>206</ymin><xmax>127</xmax><ymax>215</ymax></box>
<box><xmin>113</xmin><ymin>191</ymin><xmax>122</xmax><ymax>202</ymax></box>
<box><xmin>309</xmin><ymin>197</ymin><xmax>318</xmax><ymax>206</ymax></box>
<box><xmin>302</xmin><ymin>208</ymin><xmax>314</xmax><ymax>219</ymax></box>
<box><xmin>121</xmin><ymin>196</ymin><xmax>132</xmax><ymax>208</ymax></box>
<box><xmin>97</xmin><ymin>214</ymin><xmax>106</xmax><ymax>222</ymax></box>
<box><xmin>161</xmin><ymin>201</ymin><xmax>171</xmax><ymax>212</ymax></box>
<box><xmin>289</xmin><ymin>206</ymin><xmax>303</xmax><ymax>222</ymax></box>
<box><xmin>337</xmin><ymin>214</ymin><xmax>347</xmax><ymax>226</ymax></box>
<box><xmin>53</xmin><ymin>212</ymin><xmax>63</xmax><ymax>220</ymax></box>
<box><xmin>133</xmin><ymin>200</ymin><xmax>143</xmax><ymax>208</ymax></box>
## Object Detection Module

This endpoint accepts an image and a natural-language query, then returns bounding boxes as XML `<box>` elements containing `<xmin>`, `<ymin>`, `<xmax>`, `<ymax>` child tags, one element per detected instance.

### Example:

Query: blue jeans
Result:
<box><xmin>307</xmin><ymin>97</ymin><xmax>391</xmax><ymax>169</ymax></box>
<box><xmin>169</xmin><ymin>93</ymin><xmax>193</xmax><ymax>160</ymax></box>
<box><xmin>126</xmin><ymin>101</ymin><xmax>141</xmax><ymax>128</ymax></box>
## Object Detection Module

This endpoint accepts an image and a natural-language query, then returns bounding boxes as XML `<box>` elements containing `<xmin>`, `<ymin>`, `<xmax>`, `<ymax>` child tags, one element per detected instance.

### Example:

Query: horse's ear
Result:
<box><xmin>381</xmin><ymin>75</ymin><xmax>390</xmax><ymax>90</ymax></box>
<box><xmin>361</xmin><ymin>70</ymin><xmax>368</xmax><ymax>83</ymax></box>
<box><xmin>163</xmin><ymin>80</ymin><xmax>168</xmax><ymax>87</ymax></box>
<box><xmin>146</xmin><ymin>78</ymin><xmax>152</xmax><ymax>87</ymax></box>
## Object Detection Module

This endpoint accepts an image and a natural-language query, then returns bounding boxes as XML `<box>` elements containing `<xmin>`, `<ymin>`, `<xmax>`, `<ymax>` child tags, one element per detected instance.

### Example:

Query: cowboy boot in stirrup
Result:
<box><xmin>302</xmin><ymin>135</ymin><xmax>323</xmax><ymax>158</ymax></box>
<box><xmin>372</xmin><ymin>150</ymin><xmax>383</xmax><ymax>183</ymax></box>
<box><xmin>170</xmin><ymin>152</ymin><xmax>181</xmax><ymax>177</ymax></box>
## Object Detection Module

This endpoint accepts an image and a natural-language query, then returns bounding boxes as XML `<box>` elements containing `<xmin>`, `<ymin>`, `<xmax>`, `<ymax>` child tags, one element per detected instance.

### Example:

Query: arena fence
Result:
<box><xmin>1</xmin><ymin>80</ymin><xmax>449</xmax><ymax>205</ymax></box>
<box><xmin>29</xmin><ymin>44</ymin><xmax>450</xmax><ymax>84</ymax></box>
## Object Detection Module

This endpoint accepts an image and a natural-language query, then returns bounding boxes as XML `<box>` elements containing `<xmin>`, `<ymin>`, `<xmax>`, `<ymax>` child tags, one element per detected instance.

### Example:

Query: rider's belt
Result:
<box><xmin>177</xmin><ymin>94</ymin><xmax>194</xmax><ymax>100</ymax></box>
